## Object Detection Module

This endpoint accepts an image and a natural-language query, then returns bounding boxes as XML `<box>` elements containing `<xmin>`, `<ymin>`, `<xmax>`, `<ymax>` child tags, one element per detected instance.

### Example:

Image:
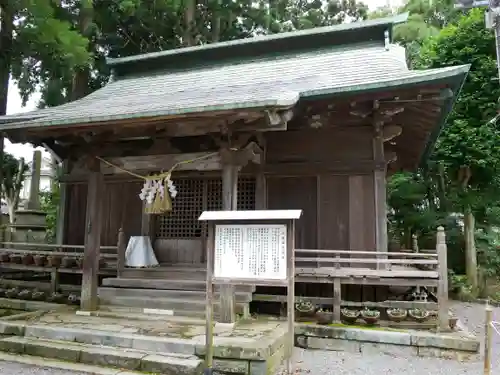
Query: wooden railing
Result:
<box><xmin>0</xmin><ymin>242</ymin><xmax>118</xmax><ymax>294</ymax></box>
<box><xmin>257</xmin><ymin>227</ymin><xmax>449</xmax><ymax>330</ymax></box>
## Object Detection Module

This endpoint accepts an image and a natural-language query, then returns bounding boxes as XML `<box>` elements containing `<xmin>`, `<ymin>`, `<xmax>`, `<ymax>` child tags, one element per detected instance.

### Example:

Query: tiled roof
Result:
<box><xmin>0</xmin><ymin>43</ymin><xmax>469</xmax><ymax>130</ymax></box>
<box><xmin>107</xmin><ymin>13</ymin><xmax>410</xmax><ymax>68</ymax></box>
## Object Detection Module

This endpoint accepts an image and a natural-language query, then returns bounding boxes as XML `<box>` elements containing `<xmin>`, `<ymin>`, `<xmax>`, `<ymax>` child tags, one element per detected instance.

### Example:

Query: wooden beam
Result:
<box><xmin>71</xmin><ymin>152</ymin><xmax>222</xmax><ymax>176</ymax></box>
<box><xmin>21</xmin><ymin>112</ymin><xmax>286</xmax><ymax>144</ymax></box>
<box><xmin>80</xmin><ymin>158</ymin><xmax>104</xmax><ymax>311</ymax></box>
<box><xmin>264</xmin><ymin>160</ymin><xmax>384</xmax><ymax>175</ymax></box>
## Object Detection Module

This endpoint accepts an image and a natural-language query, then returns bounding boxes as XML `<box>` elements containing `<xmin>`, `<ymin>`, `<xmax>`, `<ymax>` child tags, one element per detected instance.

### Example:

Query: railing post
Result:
<box><xmin>117</xmin><ymin>228</ymin><xmax>126</xmax><ymax>277</ymax></box>
<box><xmin>484</xmin><ymin>304</ymin><xmax>493</xmax><ymax>375</ymax></box>
<box><xmin>436</xmin><ymin>226</ymin><xmax>449</xmax><ymax>331</ymax></box>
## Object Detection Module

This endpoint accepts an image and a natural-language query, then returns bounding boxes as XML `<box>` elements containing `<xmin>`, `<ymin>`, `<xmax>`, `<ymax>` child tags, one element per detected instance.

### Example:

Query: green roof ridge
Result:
<box><xmin>106</xmin><ymin>13</ymin><xmax>409</xmax><ymax>68</ymax></box>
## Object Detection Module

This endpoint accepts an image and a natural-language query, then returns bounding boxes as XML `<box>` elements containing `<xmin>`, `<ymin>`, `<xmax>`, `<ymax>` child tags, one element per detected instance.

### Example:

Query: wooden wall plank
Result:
<box><xmin>267</xmin><ymin>177</ymin><xmax>317</xmax><ymax>250</ymax></box>
<box><xmin>265</xmin><ymin>128</ymin><xmax>373</xmax><ymax>165</ymax></box>
<box><xmin>65</xmin><ymin>181</ymin><xmax>143</xmax><ymax>247</ymax></box>
<box><xmin>318</xmin><ymin>175</ymin><xmax>350</xmax><ymax>251</ymax></box>
<box><xmin>65</xmin><ymin>184</ymin><xmax>88</xmax><ymax>245</ymax></box>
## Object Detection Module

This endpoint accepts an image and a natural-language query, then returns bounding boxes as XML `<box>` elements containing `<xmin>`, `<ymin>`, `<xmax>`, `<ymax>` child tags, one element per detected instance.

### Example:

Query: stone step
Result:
<box><xmin>93</xmin><ymin>307</ymin><xmax>207</xmax><ymax>325</ymax></box>
<box><xmin>102</xmin><ymin>277</ymin><xmax>255</xmax><ymax>293</ymax></box>
<box><xmin>121</xmin><ymin>267</ymin><xmax>207</xmax><ymax>281</ymax></box>
<box><xmin>10</xmin><ymin>322</ymin><xmax>198</xmax><ymax>354</ymax></box>
<box><xmin>99</xmin><ymin>286</ymin><xmax>253</xmax><ymax>302</ymax></box>
<box><xmin>99</xmin><ymin>295</ymin><xmax>249</xmax><ymax>317</ymax></box>
<box><xmin>0</xmin><ymin>336</ymin><xmax>203</xmax><ymax>374</ymax></box>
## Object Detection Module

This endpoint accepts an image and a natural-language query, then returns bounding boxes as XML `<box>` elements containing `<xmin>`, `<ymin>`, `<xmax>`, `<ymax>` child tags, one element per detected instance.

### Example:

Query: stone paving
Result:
<box><xmin>0</xmin><ymin>361</ymin><xmax>88</xmax><ymax>375</ymax></box>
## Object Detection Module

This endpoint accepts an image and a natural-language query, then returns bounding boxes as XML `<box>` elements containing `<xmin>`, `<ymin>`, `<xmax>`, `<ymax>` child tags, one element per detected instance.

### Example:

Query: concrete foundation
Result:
<box><xmin>296</xmin><ymin>323</ymin><xmax>480</xmax><ymax>361</ymax></box>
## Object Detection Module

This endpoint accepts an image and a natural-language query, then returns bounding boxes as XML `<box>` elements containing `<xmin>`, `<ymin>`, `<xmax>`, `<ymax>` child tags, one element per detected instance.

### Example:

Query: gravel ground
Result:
<box><xmin>281</xmin><ymin>301</ymin><xmax>495</xmax><ymax>375</ymax></box>
<box><xmin>0</xmin><ymin>301</ymin><xmax>495</xmax><ymax>374</ymax></box>
<box><xmin>0</xmin><ymin>362</ymin><xmax>87</xmax><ymax>375</ymax></box>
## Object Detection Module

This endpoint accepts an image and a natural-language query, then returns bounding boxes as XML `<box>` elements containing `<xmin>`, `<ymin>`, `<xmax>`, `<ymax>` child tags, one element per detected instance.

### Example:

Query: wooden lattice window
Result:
<box><xmin>155</xmin><ymin>177</ymin><xmax>256</xmax><ymax>239</ymax></box>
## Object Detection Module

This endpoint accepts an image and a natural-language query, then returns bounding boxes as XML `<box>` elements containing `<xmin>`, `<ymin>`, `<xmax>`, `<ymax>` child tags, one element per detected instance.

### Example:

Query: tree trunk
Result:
<box><xmin>0</xmin><ymin>1</ymin><xmax>14</xmax><ymax>116</ymax></box>
<box><xmin>464</xmin><ymin>208</ymin><xmax>478</xmax><ymax>290</ymax></box>
<box><xmin>183</xmin><ymin>0</ymin><xmax>196</xmax><ymax>46</ymax></box>
<box><xmin>436</xmin><ymin>163</ymin><xmax>448</xmax><ymax>212</ymax></box>
<box><xmin>211</xmin><ymin>0</ymin><xmax>221</xmax><ymax>43</ymax></box>
<box><xmin>71</xmin><ymin>0</ymin><xmax>93</xmax><ymax>101</ymax></box>
<box><xmin>6</xmin><ymin>199</ymin><xmax>14</xmax><ymax>224</ymax></box>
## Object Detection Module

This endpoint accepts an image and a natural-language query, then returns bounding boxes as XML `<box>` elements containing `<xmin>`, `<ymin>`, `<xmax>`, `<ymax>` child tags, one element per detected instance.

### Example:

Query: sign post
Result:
<box><xmin>199</xmin><ymin>209</ymin><xmax>302</xmax><ymax>375</ymax></box>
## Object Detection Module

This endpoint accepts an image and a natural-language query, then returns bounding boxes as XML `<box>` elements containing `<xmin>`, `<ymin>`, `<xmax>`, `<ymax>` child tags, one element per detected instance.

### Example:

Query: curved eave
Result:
<box><xmin>301</xmin><ymin>65</ymin><xmax>470</xmax><ymax>101</ymax></box>
<box><xmin>0</xmin><ymin>95</ymin><xmax>300</xmax><ymax>132</ymax></box>
<box><xmin>0</xmin><ymin>64</ymin><xmax>469</xmax><ymax>159</ymax></box>
<box><xmin>418</xmin><ymin>71</ymin><xmax>469</xmax><ymax>167</ymax></box>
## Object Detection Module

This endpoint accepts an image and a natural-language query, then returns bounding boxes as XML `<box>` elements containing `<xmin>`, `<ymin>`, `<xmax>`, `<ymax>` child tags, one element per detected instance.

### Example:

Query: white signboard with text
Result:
<box><xmin>213</xmin><ymin>224</ymin><xmax>287</xmax><ymax>281</ymax></box>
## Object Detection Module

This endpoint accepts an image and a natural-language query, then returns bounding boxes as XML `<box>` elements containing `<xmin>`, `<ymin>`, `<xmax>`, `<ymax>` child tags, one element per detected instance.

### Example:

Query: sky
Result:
<box><xmin>5</xmin><ymin>0</ymin><xmax>402</xmax><ymax>162</ymax></box>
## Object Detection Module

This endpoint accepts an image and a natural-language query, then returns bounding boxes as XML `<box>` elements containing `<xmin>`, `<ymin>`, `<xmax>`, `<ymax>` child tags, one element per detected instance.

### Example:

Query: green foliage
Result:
<box><xmin>1</xmin><ymin>152</ymin><xmax>29</xmax><ymax>224</ymax></box>
<box><xmin>40</xmin><ymin>189</ymin><xmax>59</xmax><ymax>244</ymax></box>
<box><xmin>1</xmin><ymin>153</ymin><xmax>28</xmax><ymax>199</ymax></box>
<box><xmin>6</xmin><ymin>0</ymin><xmax>369</xmax><ymax>108</ymax></box>
<box><xmin>387</xmin><ymin>7</ymin><xmax>500</xmax><ymax>284</ymax></box>
<box><xmin>417</xmin><ymin>10</ymin><xmax>500</xmax><ymax>214</ymax></box>
<box><xmin>10</xmin><ymin>1</ymin><xmax>92</xmax><ymax>105</ymax></box>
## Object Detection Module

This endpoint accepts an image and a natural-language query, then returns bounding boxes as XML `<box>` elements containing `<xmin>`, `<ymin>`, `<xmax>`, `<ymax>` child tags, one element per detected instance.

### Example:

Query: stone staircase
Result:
<box><xmin>0</xmin><ymin>319</ymin><xmax>203</xmax><ymax>374</ymax></box>
<box><xmin>0</xmin><ymin>307</ymin><xmax>288</xmax><ymax>375</ymax></box>
<box><xmin>99</xmin><ymin>266</ymin><xmax>255</xmax><ymax>318</ymax></box>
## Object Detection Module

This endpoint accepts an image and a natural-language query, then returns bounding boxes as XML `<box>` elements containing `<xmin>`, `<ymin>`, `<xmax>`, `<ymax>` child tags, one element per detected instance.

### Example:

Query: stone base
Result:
<box><xmin>8</xmin><ymin>227</ymin><xmax>46</xmax><ymax>243</ymax></box>
<box><xmin>14</xmin><ymin>210</ymin><xmax>47</xmax><ymax>227</ymax></box>
<box><xmin>296</xmin><ymin>323</ymin><xmax>480</xmax><ymax>361</ymax></box>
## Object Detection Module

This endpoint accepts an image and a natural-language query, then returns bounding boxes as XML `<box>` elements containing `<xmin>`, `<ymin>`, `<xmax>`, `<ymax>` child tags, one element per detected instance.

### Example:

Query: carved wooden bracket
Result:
<box><xmin>219</xmin><ymin>141</ymin><xmax>263</xmax><ymax>167</ymax></box>
<box><xmin>382</xmin><ymin>125</ymin><xmax>402</xmax><ymax>142</ymax></box>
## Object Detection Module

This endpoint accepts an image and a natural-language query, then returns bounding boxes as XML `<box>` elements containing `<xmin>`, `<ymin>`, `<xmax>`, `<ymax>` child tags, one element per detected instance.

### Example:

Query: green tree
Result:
<box><xmin>415</xmin><ymin>8</ymin><xmax>500</xmax><ymax>289</ymax></box>
<box><xmin>1</xmin><ymin>153</ymin><xmax>29</xmax><ymax>224</ymax></box>
<box><xmin>12</xmin><ymin>0</ymin><xmax>369</xmax><ymax>109</ymax></box>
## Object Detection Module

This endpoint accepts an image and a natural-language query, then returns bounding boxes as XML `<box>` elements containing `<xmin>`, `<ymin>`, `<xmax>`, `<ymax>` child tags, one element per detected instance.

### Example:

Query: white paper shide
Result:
<box><xmin>138</xmin><ymin>175</ymin><xmax>178</xmax><ymax>204</ymax></box>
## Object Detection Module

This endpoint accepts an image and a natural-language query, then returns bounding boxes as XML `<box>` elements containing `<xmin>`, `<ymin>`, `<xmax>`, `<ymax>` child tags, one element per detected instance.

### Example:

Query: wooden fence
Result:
<box><xmin>0</xmin><ymin>242</ymin><xmax>118</xmax><ymax>294</ymax></box>
<box><xmin>255</xmin><ymin>226</ymin><xmax>449</xmax><ymax>330</ymax></box>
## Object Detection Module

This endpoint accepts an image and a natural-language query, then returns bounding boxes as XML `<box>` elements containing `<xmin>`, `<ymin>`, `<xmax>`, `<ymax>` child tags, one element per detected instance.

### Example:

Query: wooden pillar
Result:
<box><xmin>255</xmin><ymin>142</ymin><xmax>266</xmax><ymax>210</ymax></box>
<box><xmin>255</xmin><ymin>173</ymin><xmax>266</xmax><ymax>210</ymax></box>
<box><xmin>117</xmin><ymin>228</ymin><xmax>126</xmax><ymax>277</ymax></box>
<box><xmin>50</xmin><ymin>268</ymin><xmax>59</xmax><ymax>294</ymax></box>
<box><xmin>80</xmin><ymin>158</ymin><xmax>104</xmax><ymax>311</ymax></box>
<box><xmin>436</xmin><ymin>226</ymin><xmax>449</xmax><ymax>331</ymax></box>
<box><xmin>55</xmin><ymin>160</ymin><xmax>69</xmax><ymax>244</ymax></box>
<box><xmin>219</xmin><ymin>160</ymin><xmax>238</xmax><ymax>323</ymax></box>
<box><xmin>217</xmin><ymin>142</ymin><xmax>262</xmax><ymax>323</ymax></box>
<box><xmin>286</xmin><ymin>219</ymin><xmax>295</xmax><ymax>374</ymax></box>
<box><xmin>333</xmin><ymin>278</ymin><xmax>341</xmax><ymax>322</ymax></box>
<box><xmin>373</xmin><ymin>115</ymin><xmax>388</xmax><ymax>269</ymax></box>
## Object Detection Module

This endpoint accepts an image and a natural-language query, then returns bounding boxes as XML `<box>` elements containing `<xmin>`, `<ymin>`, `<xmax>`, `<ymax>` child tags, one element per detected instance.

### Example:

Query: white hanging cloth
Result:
<box><xmin>125</xmin><ymin>236</ymin><xmax>159</xmax><ymax>268</ymax></box>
